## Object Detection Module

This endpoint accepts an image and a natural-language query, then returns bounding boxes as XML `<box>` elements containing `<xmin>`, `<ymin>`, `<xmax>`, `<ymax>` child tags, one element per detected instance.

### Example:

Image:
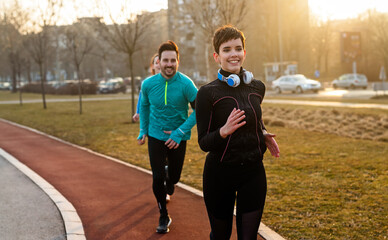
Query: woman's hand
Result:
<box><xmin>132</xmin><ymin>113</ymin><xmax>140</xmax><ymax>122</ymax></box>
<box><xmin>263</xmin><ymin>131</ymin><xmax>280</xmax><ymax>158</ymax></box>
<box><xmin>219</xmin><ymin>108</ymin><xmax>246</xmax><ymax>138</ymax></box>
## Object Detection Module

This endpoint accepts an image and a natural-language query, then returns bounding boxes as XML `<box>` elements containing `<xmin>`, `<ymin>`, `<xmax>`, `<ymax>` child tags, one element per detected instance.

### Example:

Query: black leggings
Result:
<box><xmin>203</xmin><ymin>159</ymin><xmax>267</xmax><ymax>240</ymax></box>
<box><xmin>148</xmin><ymin>136</ymin><xmax>187</xmax><ymax>214</ymax></box>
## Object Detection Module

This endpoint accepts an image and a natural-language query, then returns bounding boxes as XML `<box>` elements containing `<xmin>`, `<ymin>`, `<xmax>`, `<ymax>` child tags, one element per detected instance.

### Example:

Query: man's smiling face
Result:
<box><xmin>160</xmin><ymin>50</ymin><xmax>179</xmax><ymax>79</ymax></box>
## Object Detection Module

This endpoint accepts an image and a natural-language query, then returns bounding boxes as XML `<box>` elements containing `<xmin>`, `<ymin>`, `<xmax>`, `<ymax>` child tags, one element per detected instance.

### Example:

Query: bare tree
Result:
<box><xmin>310</xmin><ymin>17</ymin><xmax>332</xmax><ymax>77</ymax></box>
<box><xmin>0</xmin><ymin>0</ymin><xmax>30</xmax><ymax>105</ymax></box>
<box><xmin>88</xmin><ymin>35</ymin><xmax>110</xmax><ymax>80</ymax></box>
<box><xmin>63</xmin><ymin>22</ymin><xmax>94</xmax><ymax>114</ymax></box>
<box><xmin>82</xmin><ymin>17</ymin><xmax>114</xmax><ymax>81</ymax></box>
<box><xmin>181</xmin><ymin>0</ymin><xmax>248</xmax><ymax>81</ymax></box>
<box><xmin>183</xmin><ymin>0</ymin><xmax>247</xmax><ymax>36</ymax></box>
<box><xmin>367</xmin><ymin>10</ymin><xmax>388</xmax><ymax>79</ymax></box>
<box><xmin>278</xmin><ymin>0</ymin><xmax>311</xmax><ymax>74</ymax></box>
<box><xmin>1</xmin><ymin>21</ymin><xmax>21</xmax><ymax>93</ymax></box>
<box><xmin>23</xmin><ymin>0</ymin><xmax>63</xmax><ymax>109</ymax></box>
<box><xmin>98</xmin><ymin>4</ymin><xmax>155</xmax><ymax>122</ymax></box>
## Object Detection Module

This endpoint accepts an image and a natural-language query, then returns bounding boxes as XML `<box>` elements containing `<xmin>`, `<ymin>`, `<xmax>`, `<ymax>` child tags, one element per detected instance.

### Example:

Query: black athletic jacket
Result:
<box><xmin>196</xmin><ymin>70</ymin><xmax>267</xmax><ymax>165</ymax></box>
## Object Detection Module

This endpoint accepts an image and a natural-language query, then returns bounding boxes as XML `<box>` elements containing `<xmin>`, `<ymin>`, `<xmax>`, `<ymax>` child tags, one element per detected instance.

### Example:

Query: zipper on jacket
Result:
<box><xmin>165</xmin><ymin>81</ymin><xmax>168</xmax><ymax>105</ymax></box>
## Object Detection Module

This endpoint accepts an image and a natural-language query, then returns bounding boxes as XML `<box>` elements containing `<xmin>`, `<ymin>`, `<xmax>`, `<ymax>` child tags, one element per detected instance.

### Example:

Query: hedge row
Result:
<box><xmin>22</xmin><ymin>82</ymin><xmax>98</xmax><ymax>95</ymax></box>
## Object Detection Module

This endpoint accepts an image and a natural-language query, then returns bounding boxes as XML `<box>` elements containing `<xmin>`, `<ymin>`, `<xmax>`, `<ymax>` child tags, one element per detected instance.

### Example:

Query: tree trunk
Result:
<box><xmin>76</xmin><ymin>65</ymin><xmax>83</xmax><ymax>115</ymax></box>
<box><xmin>17</xmin><ymin>68</ymin><xmax>23</xmax><ymax>106</ymax></box>
<box><xmin>205</xmin><ymin>43</ymin><xmax>212</xmax><ymax>83</ymax></box>
<box><xmin>324</xmin><ymin>52</ymin><xmax>329</xmax><ymax>76</ymax></box>
<box><xmin>19</xmin><ymin>86</ymin><xmax>23</xmax><ymax>106</ymax></box>
<box><xmin>384</xmin><ymin>59</ymin><xmax>388</xmax><ymax>96</ymax></box>
<box><xmin>316</xmin><ymin>54</ymin><xmax>321</xmax><ymax>74</ymax></box>
<box><xmin>102</xmin><ymin>55</ymin><xmax>107</xmax><ymax>79</ymax></box>
<box><xmin>27</xmin><ymin>61</ymin><xmax>32</xmax><ymax>84</ymax></box>
<box><xmin>11</xmin><ymin>65</ymin><xmax>17</xmax><ymax>94</ymax></box>
<box><xmin>129</xmin><ymin>54</ymin><xmax>135</xmax><ymax>123</ymax></box>
<box><xmin>39</xmin><ymin>63</ymin><xmax>47</xmax><ymax>109</ymax></box>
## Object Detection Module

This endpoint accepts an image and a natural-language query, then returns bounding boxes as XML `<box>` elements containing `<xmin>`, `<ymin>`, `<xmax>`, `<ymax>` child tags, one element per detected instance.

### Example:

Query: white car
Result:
<box><xmin>332</xmin><ymin>73</ymin><xmax>368</xmax><ymax>89</ymax></box>
<box><xmin>0</xmin><ymin>82</ymin><xmax>12</xmax><ymax>90</ymax></box>
<box><xmin>272</xmin><ymin>74</ymin><xmax>321</xmax><ymax>94</ymax></box>
<box><xmin>98</xmin><ymin>78</ymin><xmax>126</xmax><ymax>94</ymax></box>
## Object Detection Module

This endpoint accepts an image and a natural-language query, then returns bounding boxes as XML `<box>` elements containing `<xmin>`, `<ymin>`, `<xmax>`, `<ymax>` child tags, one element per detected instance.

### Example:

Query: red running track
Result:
<box><xmin>0</xmin><ymin>120</ymin><xmax>265</xmax><ymax>240</ymax></box>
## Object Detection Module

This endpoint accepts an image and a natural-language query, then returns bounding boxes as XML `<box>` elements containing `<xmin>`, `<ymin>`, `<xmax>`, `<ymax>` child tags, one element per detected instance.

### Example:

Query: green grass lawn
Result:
<box><xmin>0</xmin><ymin>99</ymin><xmax>387</xmax><ymax>239</ymax></box>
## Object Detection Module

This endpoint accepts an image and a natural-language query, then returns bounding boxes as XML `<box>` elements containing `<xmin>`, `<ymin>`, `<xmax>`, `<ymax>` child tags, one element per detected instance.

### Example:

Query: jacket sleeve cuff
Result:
<box><xmin>137</xmin><ymin>130</ymin><xmax>147</xmax><ymax>140</ymax></box>
<box><xmin>169</xmin><ymin>129</ymin><xmax>184</xmax><ymax>144</ymax></box>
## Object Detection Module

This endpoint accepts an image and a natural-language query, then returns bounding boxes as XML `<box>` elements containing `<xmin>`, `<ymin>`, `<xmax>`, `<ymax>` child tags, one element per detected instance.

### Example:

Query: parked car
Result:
<box><xmin>332</xmin><ymin>73</ymin><xmax>368</xmax><ymax>89</ymax></box>
<box><xmin>0</xmin><ymin>82</ymin><xmax>11</xmax><ymax>90</ymax></box>
<box><xmin>272</xmin><ymin>74</ymin><xmax>321</xmax><ymax>94</ymax></box>
<box><xmin>98</xmin><ymin>78</ymin><xmax>126</xmax><ymax>94</ymax></box>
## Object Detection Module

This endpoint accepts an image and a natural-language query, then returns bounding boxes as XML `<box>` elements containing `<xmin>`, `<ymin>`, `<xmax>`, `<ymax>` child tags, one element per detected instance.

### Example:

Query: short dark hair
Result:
<box><xmin>213</xmin><ymin>25</ymin><xmax>246</xmax><ymax>54</ymax></box>
<box><xmin>158</xmin><ymin>40</ymin><xmax>179</xmax><ymax>61</ymax></box>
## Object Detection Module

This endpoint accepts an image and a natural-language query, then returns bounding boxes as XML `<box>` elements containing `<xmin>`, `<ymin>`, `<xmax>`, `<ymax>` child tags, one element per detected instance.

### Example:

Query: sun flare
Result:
<box><xmin>1</xmin><ymin>0</ymin><xmax>388</xmax><ymax>24</ymax></box>
<box><xmin>309</xmin><ymin>0</ymin><xmax>388</xmax><ymax>21</ymax></box>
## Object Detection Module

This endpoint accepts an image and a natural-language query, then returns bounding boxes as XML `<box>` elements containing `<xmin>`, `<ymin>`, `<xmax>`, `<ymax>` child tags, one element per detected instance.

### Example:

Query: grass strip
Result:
<box><xmin>0</xmin><ymin>100</ymin><xmax>387</xmax><ymax>239</ymax></box>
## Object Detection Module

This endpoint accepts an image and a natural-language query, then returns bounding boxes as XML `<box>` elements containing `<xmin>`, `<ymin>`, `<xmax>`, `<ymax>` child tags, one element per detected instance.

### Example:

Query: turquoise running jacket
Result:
<box><xmin>137</xmin><ymin>72</ymin><xmax>198</xmax><ymax>144</ymax></box>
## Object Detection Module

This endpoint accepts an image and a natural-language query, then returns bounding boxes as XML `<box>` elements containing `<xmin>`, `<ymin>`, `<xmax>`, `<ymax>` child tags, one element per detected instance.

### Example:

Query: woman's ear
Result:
<box><xmin>213</xmin><ymin>52</ymin><xmax>220</xmax><ymax>64</ymax></box>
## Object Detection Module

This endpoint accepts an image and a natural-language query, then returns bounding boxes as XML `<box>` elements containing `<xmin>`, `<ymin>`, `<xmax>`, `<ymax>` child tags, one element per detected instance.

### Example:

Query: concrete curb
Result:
<box><xmin>0</xmin><ymin>118</ymin><xmax>286</xmax><ymax>240</ymax></box>
<box><xmin>0</xmin><ymin>148</ymin><xmax>86</xmax><ymax>240</ymax></box>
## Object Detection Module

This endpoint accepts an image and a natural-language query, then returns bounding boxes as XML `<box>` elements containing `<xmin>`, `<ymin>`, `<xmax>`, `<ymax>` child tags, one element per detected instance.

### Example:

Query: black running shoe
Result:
<box><xmin>156</xmin><ymin>214</ymin><xmax>172</xmax><ymax>233</ymax></box>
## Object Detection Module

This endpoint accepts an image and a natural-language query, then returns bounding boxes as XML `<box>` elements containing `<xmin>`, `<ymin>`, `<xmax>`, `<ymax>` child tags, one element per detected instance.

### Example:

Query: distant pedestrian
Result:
<box><xmin>137</xmin><ymin>40</ymin><xmax>198</xmax><ymax>234</ymax></box>
<box><xmin>132</xmin><ymin>53</ymin><xmax>160</xmax><ymax>122</ymax></box>
<box><xmin>195</xmin><ymin>25</ymin><xmax>280</xmax><ymax>240</ymax></box>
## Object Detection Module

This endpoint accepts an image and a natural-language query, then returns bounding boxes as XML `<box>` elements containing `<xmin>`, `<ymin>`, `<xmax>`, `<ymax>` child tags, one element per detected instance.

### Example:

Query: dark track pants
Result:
<box><xmin>148</xmin><ymin>136</ymin><xmax>187</xmax><ymax>215</ymax></box>
<box><xmin>203</xmin><ymin>159</ymin><xmax>267</xmax><ymax>240</ymax></box>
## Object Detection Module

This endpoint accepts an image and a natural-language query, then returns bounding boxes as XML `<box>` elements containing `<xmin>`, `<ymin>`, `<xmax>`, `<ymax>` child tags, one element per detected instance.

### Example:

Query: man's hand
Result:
<box><xmin>163</xmin><ymin>130</ymin><xmax>180</xmax><ymax>149</ymax></box>
<box><xmin>137</xmin><ymin>134</ymin><xmax>146</xmax><ymax>145</ymax></box>
<box><xmin>263</xmin><ymin>132</ymin><xmax>280</xmax><ymax>158</ymax></box>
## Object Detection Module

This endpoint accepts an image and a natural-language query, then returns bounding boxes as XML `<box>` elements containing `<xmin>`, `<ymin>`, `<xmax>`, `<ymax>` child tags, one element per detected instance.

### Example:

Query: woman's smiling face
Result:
<box><xmin>213</xmin><ymin>38</ymin><xmax>246</xmax><ymax>74</ymax></box>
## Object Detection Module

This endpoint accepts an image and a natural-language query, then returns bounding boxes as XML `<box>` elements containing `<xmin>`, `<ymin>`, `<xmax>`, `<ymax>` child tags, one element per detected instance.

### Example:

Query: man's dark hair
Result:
<box><xmin>158</xmin><ymin>40</ymin><xmax>179</xmax><ymax>60</ymax></box>
<box><xmin>213</xmin><ymin>25</ymin><xmax>246</xmax><ymax>54</ymax></box>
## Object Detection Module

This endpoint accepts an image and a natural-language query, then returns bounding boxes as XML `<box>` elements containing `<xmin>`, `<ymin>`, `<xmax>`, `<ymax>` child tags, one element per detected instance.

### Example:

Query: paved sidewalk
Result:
<box><xmin>0</xmin><ymin>119</ymin><xmax>283</xmax><ymax>240</ymax></box>
<box><xmin>265</xmin><ymin>99</ymin><xmax>388</xmax><ymax>110</ymax></box>
<box><xmin>0</xmin><ymin>155</ymin><xmax>65</xmax><ymax>240</ymax></box>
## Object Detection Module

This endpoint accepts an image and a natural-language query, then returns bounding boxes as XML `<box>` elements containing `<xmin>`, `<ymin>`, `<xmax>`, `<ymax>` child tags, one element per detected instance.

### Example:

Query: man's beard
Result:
<box><xmin>162</xmin><ymin>67</ymin><xmax>176</xmax><ymax>78</ymax></box>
